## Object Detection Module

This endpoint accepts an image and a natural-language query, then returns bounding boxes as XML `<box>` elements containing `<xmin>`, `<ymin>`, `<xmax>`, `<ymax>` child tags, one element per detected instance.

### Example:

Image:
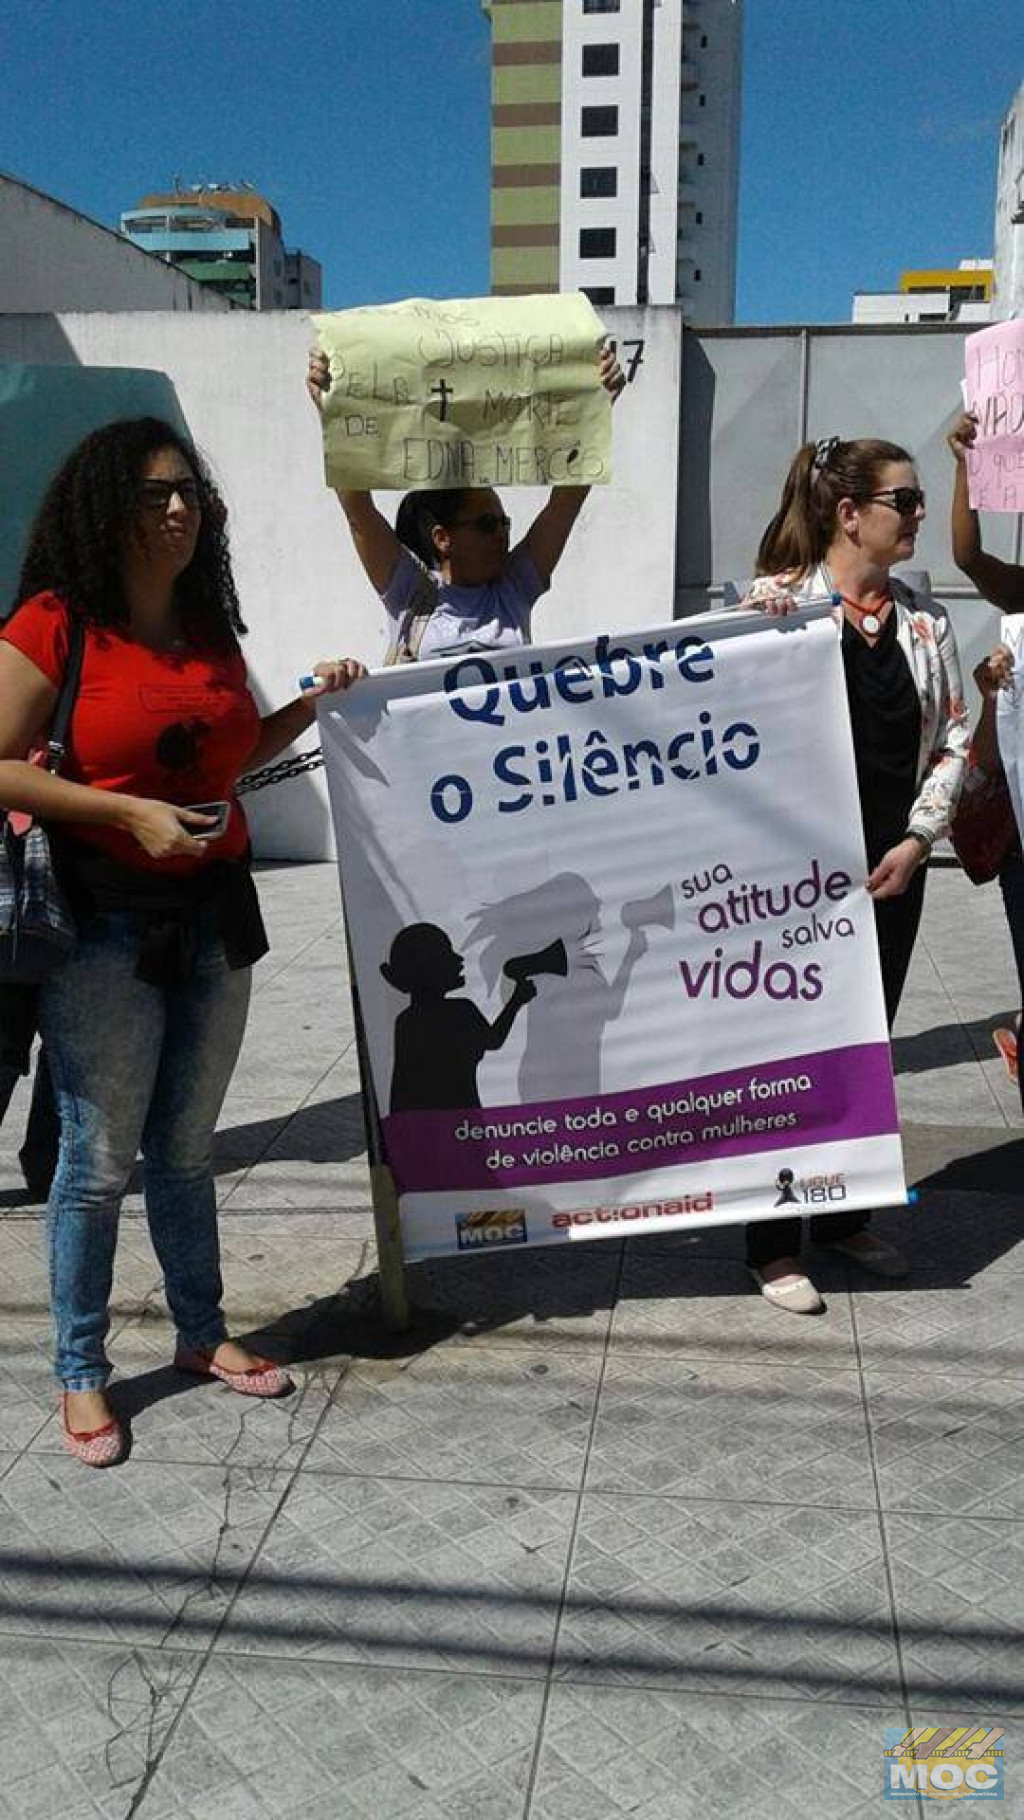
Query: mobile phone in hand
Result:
<box><xmin>187</xmin><ymin>800</ymin><xmax>231</xmax><ymax>841</ymax></box>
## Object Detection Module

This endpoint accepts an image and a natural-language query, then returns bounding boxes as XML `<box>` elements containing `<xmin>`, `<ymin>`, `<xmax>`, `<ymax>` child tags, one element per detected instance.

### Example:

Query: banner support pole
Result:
<box><xmin>348</xmin><ymin>947</ymin><xmax>411</xmax><ymax>1332</ymax></box>
<box><xmin>368</xmin><ymin>1158</ymin><xmax>410</xmax><ymax>1333</ymax></box>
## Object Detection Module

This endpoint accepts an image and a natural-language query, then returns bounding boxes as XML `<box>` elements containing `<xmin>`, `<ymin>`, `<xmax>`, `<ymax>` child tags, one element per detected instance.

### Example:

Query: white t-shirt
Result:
<box><xmin>381</xmin><ymin>546</ymin><xmax>548</xmax><ymax>660</ymax></box>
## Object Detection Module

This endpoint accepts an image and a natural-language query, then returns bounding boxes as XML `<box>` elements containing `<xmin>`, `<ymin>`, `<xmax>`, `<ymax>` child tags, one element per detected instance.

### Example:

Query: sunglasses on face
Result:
<box><xmin>863</xmin><ymin>487</ymin><xmax>926</xmax><ymax>516</ymax></box>
<box><xmin>137</xmin><ymin>478</ymin><xmax>204</xmax><ymax>512</ymax></box>
<box><xmin>451</xmin><ymin>512</ymin><xmax>511</xmax><ymax>536</ymax></box>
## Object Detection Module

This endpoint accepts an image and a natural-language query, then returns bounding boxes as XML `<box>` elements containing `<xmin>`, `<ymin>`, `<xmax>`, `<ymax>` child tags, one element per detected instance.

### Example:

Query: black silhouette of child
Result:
<box><xmin>381</xmin><ymin>923</ymin><xmax>536</xmax><ymax>1113</ymax></box>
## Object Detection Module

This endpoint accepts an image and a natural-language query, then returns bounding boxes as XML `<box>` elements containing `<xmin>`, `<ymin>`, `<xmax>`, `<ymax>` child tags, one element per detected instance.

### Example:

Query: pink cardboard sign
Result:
<box><xmin>963</xmin><ymin>319</ymin><xmax>1024</xmax><ymax>512</ymax></box>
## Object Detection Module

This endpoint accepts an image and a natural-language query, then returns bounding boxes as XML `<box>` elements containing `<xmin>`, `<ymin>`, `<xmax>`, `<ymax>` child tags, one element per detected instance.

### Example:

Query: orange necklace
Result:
<box><xmin>839</xmin><ymin>591</ymin><xmax>890</xmax><ymax>638</ymax></box>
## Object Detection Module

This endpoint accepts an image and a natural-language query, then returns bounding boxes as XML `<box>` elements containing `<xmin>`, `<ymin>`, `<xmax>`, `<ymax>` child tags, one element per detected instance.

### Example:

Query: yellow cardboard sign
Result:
<box><xmin>313</xmin><ymin>292</ymin><xmax>611</xmax><ymax>491</ymax></box>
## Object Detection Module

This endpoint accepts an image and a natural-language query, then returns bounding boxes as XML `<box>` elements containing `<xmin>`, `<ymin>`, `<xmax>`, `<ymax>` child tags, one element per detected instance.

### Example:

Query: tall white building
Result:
<box><xmin>483</xmin><ymin>0</ymin><xmax>742</xmax><ymax>322</ymax></box>
<box><xmin>993</xmin><ymin>83</ymin><xmax>1024</xmax><ymax>319</ymax></box>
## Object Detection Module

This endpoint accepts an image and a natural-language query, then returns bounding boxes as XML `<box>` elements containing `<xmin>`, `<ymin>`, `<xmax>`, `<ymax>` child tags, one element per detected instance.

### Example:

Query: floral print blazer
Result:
<box><xmin>749</xmin><ymin>565</ymin><xmax>970</xmax><ymax>844</ymax></box>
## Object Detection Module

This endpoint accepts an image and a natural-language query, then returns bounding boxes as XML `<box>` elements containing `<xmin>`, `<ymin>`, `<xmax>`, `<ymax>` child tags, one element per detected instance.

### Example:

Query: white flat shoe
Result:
<box><xmin>748</xmin><ymin>1265</ymin><xmax>824</xmax><ymax>1316</ymax></box>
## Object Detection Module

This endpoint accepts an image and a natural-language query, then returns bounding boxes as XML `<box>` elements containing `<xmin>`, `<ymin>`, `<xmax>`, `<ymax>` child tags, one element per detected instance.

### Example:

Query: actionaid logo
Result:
<box><xmin>551</xmin><ymin>1194</ymin><xmax>714</xmax><ymax>1230</ymax></box>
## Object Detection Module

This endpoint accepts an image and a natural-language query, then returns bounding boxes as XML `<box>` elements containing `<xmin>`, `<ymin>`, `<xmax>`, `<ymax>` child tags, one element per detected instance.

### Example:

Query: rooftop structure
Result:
<box><xmin>852</xmin><ymin>260</ymin><xmax>993</xmax><ymax>327</ymax></box>
<box><xmin>121</xmin><ymin>185</ymin><xmax>322</xmax><ymax>312</ymax></box>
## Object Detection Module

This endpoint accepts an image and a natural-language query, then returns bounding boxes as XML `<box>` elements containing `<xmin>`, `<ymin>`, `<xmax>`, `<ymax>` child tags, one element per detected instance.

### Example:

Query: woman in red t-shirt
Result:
<box><xmin>0</xmin><ymin>417</ymin><xmax>363</xmax><ymax>1467</ymax></box>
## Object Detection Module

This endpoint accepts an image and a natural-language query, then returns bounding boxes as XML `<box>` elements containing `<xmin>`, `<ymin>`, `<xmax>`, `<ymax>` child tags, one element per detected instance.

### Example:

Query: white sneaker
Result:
<box><xmin>748</xmin><ymin>1262</ymin><xmax>824</xmax><ymax>1316</ymax></box>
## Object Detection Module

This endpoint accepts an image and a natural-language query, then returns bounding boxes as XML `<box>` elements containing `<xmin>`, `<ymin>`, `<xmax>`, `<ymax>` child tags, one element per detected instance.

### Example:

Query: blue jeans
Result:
<box><xmin>39</xmin><ymin>908</ymin><xmax>251</xmax><ymax>1390</ymax></box>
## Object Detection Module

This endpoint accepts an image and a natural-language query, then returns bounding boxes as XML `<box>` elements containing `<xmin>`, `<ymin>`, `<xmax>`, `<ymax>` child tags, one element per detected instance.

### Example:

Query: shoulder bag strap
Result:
<box><xmin>44</xmin><ymin>616</ymin><xmax>85</xmax><ymax>775</ymax></box>
<box><xmin>383</xmin><ymin>568</ymin><xmax>439</xmax><ymax>668</ymax></box>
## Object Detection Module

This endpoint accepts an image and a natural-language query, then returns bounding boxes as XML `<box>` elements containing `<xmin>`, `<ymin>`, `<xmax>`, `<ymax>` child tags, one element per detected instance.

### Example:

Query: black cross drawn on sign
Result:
<box><xmin>429</xmin><ymin>379</ymin><xmax>454</xmax><ymax>422</ymax></box>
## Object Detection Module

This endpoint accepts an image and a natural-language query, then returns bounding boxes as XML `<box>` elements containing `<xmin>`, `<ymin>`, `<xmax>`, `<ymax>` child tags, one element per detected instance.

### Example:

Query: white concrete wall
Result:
<box><xmin>852</xmin><ymin>292</ymin><xmax>992</xmax><ymax>327</ymax></box>
<box><xmin>853</xmin><ymin>292</ymin><xmax>947</xmax><ymax>325</ymax></box>
<box><xmin>0</xmin><ymin>305</ymin><xmax>681</xmax><ymax>860</ymax></box>
<box><xmin>0</xmin><ymin>176</ymin><xmax>230</xmax><ymax>313</ymax></box>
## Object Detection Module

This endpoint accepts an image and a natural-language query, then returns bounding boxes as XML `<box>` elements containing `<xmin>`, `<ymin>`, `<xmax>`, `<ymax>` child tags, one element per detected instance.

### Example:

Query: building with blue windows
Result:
<box><xmin>120</xmin><ymin>185</ymin><xmax>322</xmax><ymax>311</ymax></box>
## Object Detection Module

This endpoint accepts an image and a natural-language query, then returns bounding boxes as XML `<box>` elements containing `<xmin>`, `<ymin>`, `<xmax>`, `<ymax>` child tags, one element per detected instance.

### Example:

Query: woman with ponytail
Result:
<box><xmin>742</xmin><ymin>436</ymin><xmax>969</xmax><ymax>1314</ymax></box>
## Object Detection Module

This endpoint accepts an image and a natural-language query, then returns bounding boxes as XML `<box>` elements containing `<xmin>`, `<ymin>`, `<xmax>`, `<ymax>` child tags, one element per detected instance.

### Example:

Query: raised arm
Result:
<box><xmin>307</xmin><ymin>350</ymin><xmax>401</xmax><ymax>593</ymax></box>
<box><xmin>334</xmin><ymin>490</ymin><xmax>402</xmax><ymax>594</ymax></box>
<box><xmin>482</xmin><ymin>978</ymin><xmax>536</xmax><ymax>1051</ymax></box>
<box><xmin>971</xmin><ymin>645</ymin><xmax>1014</xmax><ymax>775</ymax></box>
<box><xmin>519</xmin><ymin>344</ymin><xmax>624</xmax><ymax>586</ymax></box>
<box><xmin>948</xmin><ymin>412</ymin><xmax>1024</xmax><ymax>611</ymax></box>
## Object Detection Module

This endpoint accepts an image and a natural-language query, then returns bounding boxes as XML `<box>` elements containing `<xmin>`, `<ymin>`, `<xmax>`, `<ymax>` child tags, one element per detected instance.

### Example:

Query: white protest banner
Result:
<box><xmin>319</xmin><ymin>609</ymin><xmax>906</xmax><ymax>1262</ymax></box>
<box><xmin>962</xmin><ymin>319</ymin><xmax>1024</xmax><ymax>512</ymax></box>
<box><xmin>997</xmin><ymin>614</ymin><xmax>1024</xmax><ymax>840</ymax></box>
<box><xmin>313</xmin><ymin>292</ymin><xmax>610</xmax><ymax>492</ymax></box>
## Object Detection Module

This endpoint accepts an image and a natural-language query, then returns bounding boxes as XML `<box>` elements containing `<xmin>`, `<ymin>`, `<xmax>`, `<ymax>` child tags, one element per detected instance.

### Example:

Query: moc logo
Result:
<box><xmin>883</xmin><ymin>1725</ymin><xmax>1004</xmax><ymax>1801</ymax></box>
<box><xmin>456</xmin><ymin>1208</ymin><xmax>527</xmax><ymax>1251</ymax></box>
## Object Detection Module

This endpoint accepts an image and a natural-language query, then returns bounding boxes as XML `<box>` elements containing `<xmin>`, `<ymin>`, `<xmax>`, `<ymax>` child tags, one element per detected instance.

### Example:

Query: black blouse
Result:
<box><xmin>841</xmin><ymin>607</ymin><xmax>922</xmax><ymax>867</ymax></box>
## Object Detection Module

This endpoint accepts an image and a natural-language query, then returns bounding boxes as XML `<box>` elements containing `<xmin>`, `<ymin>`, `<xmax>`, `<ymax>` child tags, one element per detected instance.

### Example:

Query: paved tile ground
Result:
<box><xmin>0</xmin><ymin>859</ymin><xmax>1020</xmax><ymax>1819</ymax></box>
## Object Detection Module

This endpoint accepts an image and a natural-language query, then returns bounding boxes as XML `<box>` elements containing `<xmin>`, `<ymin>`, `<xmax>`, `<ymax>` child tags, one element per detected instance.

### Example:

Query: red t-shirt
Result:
<box><xmin>2</xmin><ymin>592</ymin><xmax>260</xmax><ymax>874</ymax></box>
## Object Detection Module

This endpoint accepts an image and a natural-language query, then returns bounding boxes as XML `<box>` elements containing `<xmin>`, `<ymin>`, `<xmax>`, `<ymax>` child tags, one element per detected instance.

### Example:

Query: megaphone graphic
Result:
<box><xmin>503</xmin><ymin>938</ymin><xmax>569</xmax><ymax>983</ymax></box>
<box><xmin>622</xmin><ymin>885</ymin><xmax>675</xmax><ymax>931</ymax></box>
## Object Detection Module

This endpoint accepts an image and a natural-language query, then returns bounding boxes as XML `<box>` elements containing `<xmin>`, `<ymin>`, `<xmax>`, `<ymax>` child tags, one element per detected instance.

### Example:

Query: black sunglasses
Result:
<box><xmin>452</xmin><ymin>512</ymin><xmax>511</xmax><ymax>535</ymax></box>
<box><xmin>863</xmin><ymin>487</ymin><xmax>926</xmax><ymax>516</ymax></box>
<box><xmin>137</xmin><ymin>478</ymin><xmax>204</xmax><ymax>511</ymax></box>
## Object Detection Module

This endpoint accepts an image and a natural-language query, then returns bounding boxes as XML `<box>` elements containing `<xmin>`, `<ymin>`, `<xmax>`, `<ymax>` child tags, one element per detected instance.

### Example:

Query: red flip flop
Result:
<box><xmin>993</xmin><ymin>1027</ymin><xmax>1018</xmax><ymax>1083</ymax></box>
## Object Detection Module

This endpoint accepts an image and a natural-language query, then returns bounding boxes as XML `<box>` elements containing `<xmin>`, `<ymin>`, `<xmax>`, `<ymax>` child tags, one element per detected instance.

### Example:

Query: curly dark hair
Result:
<box><xmin>13</xmin><ymin>417</ymin><xmax>246</xmax><ymax>649</ymax></box>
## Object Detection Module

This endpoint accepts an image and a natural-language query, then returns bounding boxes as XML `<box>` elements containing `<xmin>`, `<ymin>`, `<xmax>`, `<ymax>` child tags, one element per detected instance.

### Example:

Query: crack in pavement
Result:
<box><xmin>100</xmin><ymin>1257</ymin><xmax>370</xmax><ymax>1818</ymax></box>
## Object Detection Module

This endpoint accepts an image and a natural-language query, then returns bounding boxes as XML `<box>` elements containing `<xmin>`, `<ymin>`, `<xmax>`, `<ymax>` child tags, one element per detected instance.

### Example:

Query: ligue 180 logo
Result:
<box><xmin>774</xmin><ymin>1165</ymin><xmax>847</xmax><ymax>1208</ymax></box>
<box><xmin>883</xmin><ymin>1725</ymin><xmax>1004</xmax><ymax>1801</ymax></box>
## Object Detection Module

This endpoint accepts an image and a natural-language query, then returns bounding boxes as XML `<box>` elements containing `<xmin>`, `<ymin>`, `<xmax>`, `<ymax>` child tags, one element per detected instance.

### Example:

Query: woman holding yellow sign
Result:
<box><xmin>307</xmin><ymin>344</ymin><xmax>623</xmax><ymax>663</ymax></box>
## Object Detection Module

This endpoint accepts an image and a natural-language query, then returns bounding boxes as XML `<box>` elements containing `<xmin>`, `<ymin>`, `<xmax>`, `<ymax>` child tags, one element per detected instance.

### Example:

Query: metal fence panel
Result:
<box><xmin>677</xmin><ymin>329</ymin><xmax>804</xmax><ymax>607</ymax></box>
<box><xmin>805</xmin><ymin>328</ymin><xmax>1020</xmax><ymax>583</ymax></box>
<box><xmin>678</xmin><ymin>324</ymin><xmax>1022</xmax><ymax>617</ymax></box>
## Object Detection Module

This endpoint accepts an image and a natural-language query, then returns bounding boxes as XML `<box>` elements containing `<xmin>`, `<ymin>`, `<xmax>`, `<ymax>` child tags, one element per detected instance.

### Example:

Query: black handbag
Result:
<box><xmin>0</xmin><ymin>618</ymin><xmax>85</xmax><ymax>982</ymax></box>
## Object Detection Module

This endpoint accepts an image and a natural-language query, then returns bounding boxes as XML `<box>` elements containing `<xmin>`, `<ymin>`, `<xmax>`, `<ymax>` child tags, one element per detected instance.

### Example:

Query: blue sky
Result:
<box><xmin>1</xmin><ymin>0</ymin><xmax>1018</xmax><ymax>323</ymax></box>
